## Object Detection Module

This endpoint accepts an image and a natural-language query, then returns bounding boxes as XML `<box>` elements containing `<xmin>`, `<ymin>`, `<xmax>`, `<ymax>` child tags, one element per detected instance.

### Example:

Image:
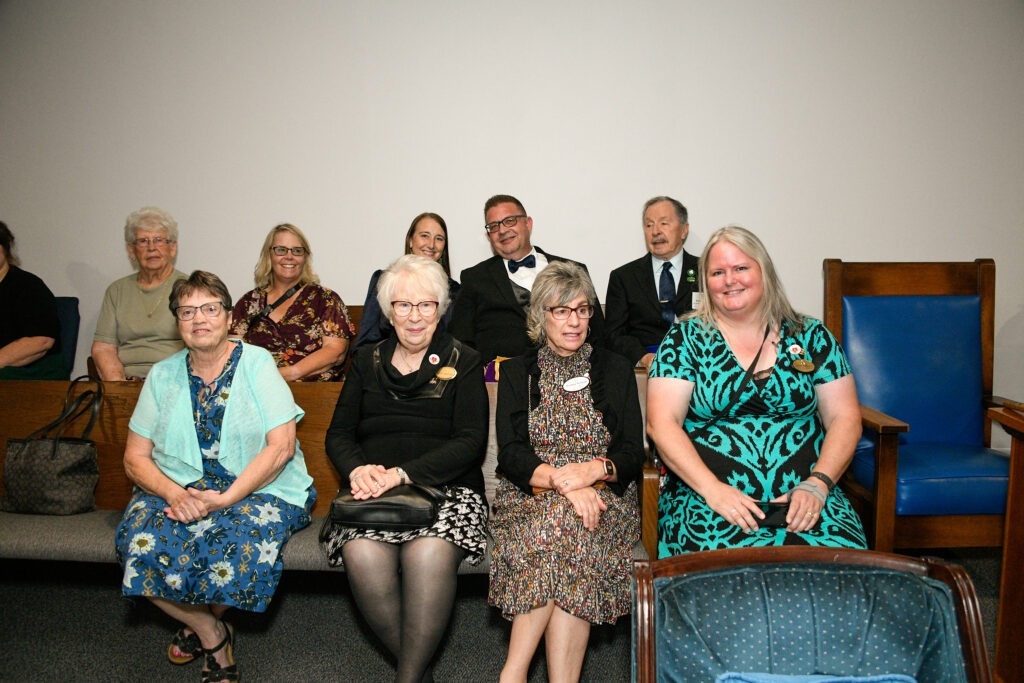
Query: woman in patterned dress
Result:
<box><xmin>647</xmin><ymin>226</ymin><xmax>866</xmax><ymax>557</ymax></box>
<box><xmin>322</xmin><ymin>254</ymin><xmax>488</xmax><ymax>683</ymax></box>
<box><xmin>115</xmin><ymin>270</ymin><xmax>316</xmax><ymax>683</ymax></box>
<box><xmin>489</xmin><ymin>261</ymin><xmax>644</xmax><ymax>683</ymax></box>
<box><xmin>230</xmin><ymin>223</ymin><xmax>354</xmax><ymax>381</ymax></box>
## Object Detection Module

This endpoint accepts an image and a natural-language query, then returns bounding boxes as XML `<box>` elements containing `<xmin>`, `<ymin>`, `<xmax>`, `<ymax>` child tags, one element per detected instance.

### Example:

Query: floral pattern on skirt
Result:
<box><xmin>115</xmin><ymin>459</ymin><xmax>314</xmax><ymax>613</ymax></box>
<box><xmin>321</xmin><ymin>485</ymin><xmax>488</xmax><ymax>568</ymax></box>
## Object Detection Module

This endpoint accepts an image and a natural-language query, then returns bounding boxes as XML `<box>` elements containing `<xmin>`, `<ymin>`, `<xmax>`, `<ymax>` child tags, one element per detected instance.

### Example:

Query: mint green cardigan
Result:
<box><xmin>128</xmin><ymin>342</ymin><xmax>314</xmax><ymax>508</ymax></box>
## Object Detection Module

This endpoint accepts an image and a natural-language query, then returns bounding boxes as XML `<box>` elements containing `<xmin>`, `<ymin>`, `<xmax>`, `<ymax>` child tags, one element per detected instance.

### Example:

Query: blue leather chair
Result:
<box><xmin>632</xmin><ymin>546</ymin><xmax>991</xmax><ymax>683</ymax></box>
<box><xmin>822</xmin><ymin>259</ymin><xmax>1017</xmax><ymax>552</ymax></box>
<box><xmin>54</xmin><ymin>296</ymin><xmax>79</xmax><ymax>379</ymax></box>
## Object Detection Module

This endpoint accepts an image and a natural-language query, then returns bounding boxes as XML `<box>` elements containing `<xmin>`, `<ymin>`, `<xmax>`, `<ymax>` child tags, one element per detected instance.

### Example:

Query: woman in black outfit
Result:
<box><xmin>322</xmin><ymin>254</ymin><xmax>488</xmax><ymax>683</ymax></box>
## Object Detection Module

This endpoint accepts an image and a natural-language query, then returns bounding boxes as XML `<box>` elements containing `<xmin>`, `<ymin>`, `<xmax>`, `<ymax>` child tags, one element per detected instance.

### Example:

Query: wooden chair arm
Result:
<box><xmin>859</xmin><ymin>403</ymin><xmax>909</xmax><ymax>434</ymax></box>
<box><xmin>640</xmin><ymin>456</ymin><xmax>660</xmax><ymax>560</ymax></box>
<box><xmin>988</xmin><ymin>406</ymin><xmax>1024</xmax><ymax>437</ymax></box>
<box><xmin>987</xmin><ymin>395</ymin><xmax>1024</xmax><ymax>413</ymax></box>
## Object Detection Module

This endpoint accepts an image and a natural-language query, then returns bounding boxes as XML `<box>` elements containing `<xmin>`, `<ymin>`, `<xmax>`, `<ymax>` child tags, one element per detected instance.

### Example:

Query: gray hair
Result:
<box><xmin>689</xmin><ymin>225</ymin><xmax>802</xmax><ymax>332</ymax></box>
<box><xmin>377</xmin><ymin>254</ymin><xmax>451</xmax><ymax>325</ymax></box>
<box><xmin>526</xmin><ymin>261</ymin><xmax>597</xmax><ymax>345</ymax></box>
<box><xmin>124</xmin><ymin>206</ymin><xmax>179</xmax><ymax>243</ymax></box>
<box><xmin>642</xmin><ymin>196</ymin><xmax>688</xmax><ymax>225</ymax></box>
<box><xmin>168</xmin><ymin>270</ymin><xmax>233</xmax><ymax>316</ymax></box>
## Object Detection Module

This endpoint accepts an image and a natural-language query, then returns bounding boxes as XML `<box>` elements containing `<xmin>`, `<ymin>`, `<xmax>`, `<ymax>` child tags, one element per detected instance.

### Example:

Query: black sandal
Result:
<box><xmin>167</xmin><ymin>628</ymin><xmax>202</xmax><ymax>665</ymax></box>
<box><xmin>201</xmin><ymin>622</ymin><xmax>238</xmax><ymax>683</ymax></box>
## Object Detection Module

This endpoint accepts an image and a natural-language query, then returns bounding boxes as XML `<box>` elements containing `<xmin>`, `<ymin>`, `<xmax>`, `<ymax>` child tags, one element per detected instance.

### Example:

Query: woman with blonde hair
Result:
<box><xmin>230</xmin><ymin>223</ymin><xmax>354</xmax><ymax>381</ymax></box>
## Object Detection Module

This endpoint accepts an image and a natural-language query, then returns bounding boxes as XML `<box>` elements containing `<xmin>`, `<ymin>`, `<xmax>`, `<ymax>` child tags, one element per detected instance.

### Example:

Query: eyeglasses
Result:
<box><xmin>270</xmin><ymin>246</ymin><xmax>307</xmax><ymax>256</ymax></box>
<box><xmin>484</xmin><ymin>214</ymin><xmax>526</xmax><ymax>234</ymax></box>
<box><xmin>544</xmin><ymin>304</ymin><xmax>595</xmax><ymax>320</ymax></box>
<box><xmin>132</xmin><ymin>237</ymin><xmax>173</xmax><ymax>248</ymax></box>
<box><xmin>174</xmin><ymin>302</ymin><xmax>226</xmax><ymax>321</ymax></box>
<box><xmin>391</xmin><ymin>300</ymin><xmax>439</xmax><ymax>317</ymax></box>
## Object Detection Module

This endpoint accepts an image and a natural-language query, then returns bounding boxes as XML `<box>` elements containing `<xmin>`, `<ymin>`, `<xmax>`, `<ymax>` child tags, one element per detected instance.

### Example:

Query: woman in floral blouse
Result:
<box><xmin>115</xmin><ymin>270</ymin><xmax>316</xmax><ymax>683</ymax></box>
<box><xmin>230</xmin><ymin>223</ymin><xmax>354</xmax><ymax>381</ymax></box>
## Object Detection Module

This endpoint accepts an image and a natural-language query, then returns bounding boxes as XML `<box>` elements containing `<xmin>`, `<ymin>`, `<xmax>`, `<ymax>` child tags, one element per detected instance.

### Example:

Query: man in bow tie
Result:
<box><xmin>605</xmin><ymin>196</ymin><xmax>700</xmax><ymax>371</ymax></box>
<box><xmin>450</xmin><ymin>194</ymin><xmax>605</xmax><ymax>366</ymax></box>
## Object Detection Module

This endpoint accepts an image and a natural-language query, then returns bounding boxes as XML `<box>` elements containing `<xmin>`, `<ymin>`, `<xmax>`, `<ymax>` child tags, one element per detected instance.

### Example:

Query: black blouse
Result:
<box><xmin>325</xmin><ymin>331</ymin><xmax>487</xmax><ymax>496</ymax></box>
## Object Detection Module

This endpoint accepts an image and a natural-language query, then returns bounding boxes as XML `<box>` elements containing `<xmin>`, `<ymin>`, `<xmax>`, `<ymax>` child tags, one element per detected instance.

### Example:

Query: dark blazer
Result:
<box><xmin>449</xmin><ymin>247</ymin><xmax>606</xmax><ymax>363</ymax></box>
<box><xmin>605</xmin><ymin>250</ymin><xmax>700</xmax><ymax>365</ymax></box>
<box><xmin>495</xmin><ymin>345</ymin><xmax>644</xmax><ymax>497</ymax></box>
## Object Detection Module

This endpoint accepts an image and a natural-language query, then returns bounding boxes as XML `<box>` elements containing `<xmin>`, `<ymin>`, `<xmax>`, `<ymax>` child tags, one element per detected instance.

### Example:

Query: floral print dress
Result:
<box><xmin>230</xmin><ymin>283</ymin><xmax>355</xmax><ymax>382</ymax></box>
<box><xmin>115</xmin><ymin>344</ymin><xmax>314</xmax><ymax>612</ymax></box>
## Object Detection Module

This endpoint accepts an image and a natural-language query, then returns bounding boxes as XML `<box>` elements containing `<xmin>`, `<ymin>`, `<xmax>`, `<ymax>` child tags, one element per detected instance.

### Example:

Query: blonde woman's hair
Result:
<box><xmin>689</xmin><ymin>225</ymin><xmax>803</xmax><ymax>333</ymax></box>
<box><xmin>253</xmin><ymin>223</ymin><xmax>319</xmax><ymax>290</ymax></box>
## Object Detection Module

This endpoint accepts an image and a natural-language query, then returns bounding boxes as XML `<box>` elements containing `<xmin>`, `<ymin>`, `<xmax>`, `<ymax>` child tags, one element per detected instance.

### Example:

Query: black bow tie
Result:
<box><xmin>508</xmin><ymin>254</ymin><xmax>536</xmax><ymax>273</ymax></box>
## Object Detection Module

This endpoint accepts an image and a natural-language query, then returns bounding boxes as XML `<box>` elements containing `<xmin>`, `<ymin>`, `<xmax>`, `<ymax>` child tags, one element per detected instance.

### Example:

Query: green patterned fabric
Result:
<box><xmin>651</xmin><ymin>317</ymin><xmax>866</xmax><ymax>555</ymax></box>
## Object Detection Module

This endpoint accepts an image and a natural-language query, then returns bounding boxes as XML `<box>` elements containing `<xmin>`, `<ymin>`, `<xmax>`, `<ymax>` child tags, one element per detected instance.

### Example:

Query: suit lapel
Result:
<box><xmin>485</xmin><ymin>257</ymin><xmax>524</xmax><ymax>312</ymax></box>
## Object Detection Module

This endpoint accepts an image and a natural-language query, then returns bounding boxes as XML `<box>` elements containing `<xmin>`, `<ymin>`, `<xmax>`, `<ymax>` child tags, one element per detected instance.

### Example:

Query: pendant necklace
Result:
<box><xmin>138</xmin><ymin>276</ymin><xmax>171</xmax><ymax>318</ymax></box>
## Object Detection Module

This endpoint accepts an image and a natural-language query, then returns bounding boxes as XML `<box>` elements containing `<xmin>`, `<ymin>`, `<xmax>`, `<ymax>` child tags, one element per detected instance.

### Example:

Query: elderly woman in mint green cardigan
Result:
<box><xmin>114</xmin><ymin>270</ymin><xmax>315</xmax><ymax>683</ymax></box>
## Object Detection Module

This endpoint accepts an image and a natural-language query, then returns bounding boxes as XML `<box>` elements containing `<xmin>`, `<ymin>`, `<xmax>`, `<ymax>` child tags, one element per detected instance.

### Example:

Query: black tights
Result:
<box><xmin>342</xmin><ymin>536</ymin><xmax>465</xmax><ymax>683</ymax></box>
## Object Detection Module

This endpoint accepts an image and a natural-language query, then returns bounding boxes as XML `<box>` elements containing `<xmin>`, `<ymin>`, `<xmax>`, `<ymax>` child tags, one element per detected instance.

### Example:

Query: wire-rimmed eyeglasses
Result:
<box><xmin>174</xmin><ymin>302</ymin><xmax>226</xmax><ymax>321</ymax></box>
<box><xmin>391</xmin><ymin>300</ymin><xmax>439</xmax><ymax>317</ymax></box>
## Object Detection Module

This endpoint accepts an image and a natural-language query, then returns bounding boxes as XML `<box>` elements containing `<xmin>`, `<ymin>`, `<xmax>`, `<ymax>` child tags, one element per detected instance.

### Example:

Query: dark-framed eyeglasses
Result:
<box><xmin>132</xmin><ymin>237</ymin><xmax>174</xmax><ymax>248</ymax></box>
<box><xmin>270</xmin><ymin>246</ymin><xmax>307</xmax><ymax>256</ymax></box>
<box><xmin>391</xmin><ymin>300</ymin><xmax>439</xmax><ymax>317</ymax></box>
<box><xmin>544</xmin><ymin>304</ymin><xmax>595</xmax><ymax>320</ymax></box>
<box><xmin>484</xmin><ymin>214</ymin><xmax>526</xmax><ymax>234</ymax></box>
<box><xmin>174</xmin><ymin>301</ymin><xmax>226</xmax><ymax>321</ymax></box>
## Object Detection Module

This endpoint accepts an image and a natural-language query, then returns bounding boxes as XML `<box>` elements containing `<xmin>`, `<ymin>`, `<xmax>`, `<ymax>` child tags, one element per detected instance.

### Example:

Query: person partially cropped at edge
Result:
<box><xmin>0</xmin><ymin>221</ymin><xmax>66</xmax><ymax>379</ymax></box>
<box><xmin>115</xmin><ymin>270</ymin><xmax>315</xmax><ymax>683</ymax></box>
<box><xmin>230</xmin><ymin>223</ymin><xmax>354</xmax><ymax>381</ymax></box>
<box><xmin>489</xmin><ymin>261</ymin><xmax>643</xmax><ymax>683</ymax></box>
<box><xmin>92</xmin><ymin>206</ymin><xmax>186</xmax><ymax>380</ymax></box>
<box><xmin>355</xmin><ymin>211</ymin><xmax>460</xmax><ymax>348</ymax></box>
<box><xmin>605</xmin><ymin>196</ymin><xmax>700</xmax><ymax>371</ymax></box>
<box><xmin>647</xmin><ymin>226</ymin><xmax>866</xmax><ymax>556</ymax></box>
<box><xmin>322</xmin><ymin>254</ymin><xmax>488</xmax><ymax>683</ymax></box>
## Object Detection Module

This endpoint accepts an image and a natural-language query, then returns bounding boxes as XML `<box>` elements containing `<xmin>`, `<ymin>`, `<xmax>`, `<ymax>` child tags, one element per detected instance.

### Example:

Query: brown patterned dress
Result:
<box><xmin>488</xmin><ymin>345</ymin><xmax>639</xmax><ymax>624</ymax></box>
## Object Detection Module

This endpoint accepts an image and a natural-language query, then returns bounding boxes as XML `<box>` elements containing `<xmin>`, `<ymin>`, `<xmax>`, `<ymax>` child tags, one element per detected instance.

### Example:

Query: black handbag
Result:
<box><xmin>2</xmin><ymin>375</ymin><xmax>103</xmax><ymax>515</ymax></box>
<box><xmin>321</xmin><ymin>484</ymin><xmax>447</xmax><ymax>538</ymax></box>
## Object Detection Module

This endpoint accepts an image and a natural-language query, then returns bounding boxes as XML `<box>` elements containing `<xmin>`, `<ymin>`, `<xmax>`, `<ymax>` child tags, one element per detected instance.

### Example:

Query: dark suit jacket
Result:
<box><xmin>604</xmin><ymin>250</ymin><xmax>700</xmax><ymax>364</ymax></box>
<box><xmin>449</xmin><ymin>247</ymin><xmax>606</xmax><ymax>363</ymax></box>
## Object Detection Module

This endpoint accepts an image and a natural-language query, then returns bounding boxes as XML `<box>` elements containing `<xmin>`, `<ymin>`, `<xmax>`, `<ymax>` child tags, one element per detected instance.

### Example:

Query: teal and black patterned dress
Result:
<box><xmin>651</xmin><ymin>317</ymin><xmax>866</xmax><ymax>557</ymax></box>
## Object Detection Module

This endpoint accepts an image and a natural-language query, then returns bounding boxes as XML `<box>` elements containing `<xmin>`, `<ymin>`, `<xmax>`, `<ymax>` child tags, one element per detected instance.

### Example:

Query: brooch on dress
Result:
<box><xmin>788</xmin><ymin>344</ymin><xmax>815</xmax><ymax>373</ymax></box>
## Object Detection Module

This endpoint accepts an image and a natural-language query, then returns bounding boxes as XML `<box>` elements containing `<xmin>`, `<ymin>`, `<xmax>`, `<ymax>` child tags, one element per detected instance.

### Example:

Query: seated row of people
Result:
<box><xmin>0</xmin><ymin>192</ymin><xmax>703</xmax><ymax>385</ymax></box>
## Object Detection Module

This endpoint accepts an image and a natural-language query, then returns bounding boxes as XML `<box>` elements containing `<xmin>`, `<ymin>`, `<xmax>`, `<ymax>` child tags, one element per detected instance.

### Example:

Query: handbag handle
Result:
<box><xmin>27</xmin><ymin>375</ymin><xmax>104</xmax><ymax>442</ymax></box>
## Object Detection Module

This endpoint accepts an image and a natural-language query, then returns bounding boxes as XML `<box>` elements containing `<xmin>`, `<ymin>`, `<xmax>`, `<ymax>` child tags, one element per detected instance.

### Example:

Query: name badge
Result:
<box><xmin>690</xmin><ymin>292</ymin><xmax>703</xmax><ymax>310</ymax></box>
<box><xmin>563</xmin><ymin>376</ymin><xmax>590</xmax><ymax>392</ymax></box>
<box><xmin>436</xmin><ymin>366</ymin><xmax>457</xmax><ymax>380</ymax></box>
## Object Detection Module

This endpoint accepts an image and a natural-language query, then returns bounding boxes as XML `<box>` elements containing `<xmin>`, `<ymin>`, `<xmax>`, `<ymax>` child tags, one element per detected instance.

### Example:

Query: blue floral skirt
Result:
<box><xmin>115</xmin><ymin>460</ymin><xmax>315</xmax><ymax>613</ymax></box>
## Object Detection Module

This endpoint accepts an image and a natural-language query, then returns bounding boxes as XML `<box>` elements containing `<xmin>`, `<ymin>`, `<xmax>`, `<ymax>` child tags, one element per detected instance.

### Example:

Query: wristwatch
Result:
<box><xmin>596</xmin><ymin>457</ymin><xmax>615</xmax><ymax>481</ymax></box>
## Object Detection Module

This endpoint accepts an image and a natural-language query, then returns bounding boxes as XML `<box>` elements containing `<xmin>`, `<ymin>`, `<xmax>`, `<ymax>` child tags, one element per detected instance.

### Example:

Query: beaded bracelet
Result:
<box><xmin>808</xmin><ymin>471</ymin><xmax>836</xmax><ymax>492</ymax></box>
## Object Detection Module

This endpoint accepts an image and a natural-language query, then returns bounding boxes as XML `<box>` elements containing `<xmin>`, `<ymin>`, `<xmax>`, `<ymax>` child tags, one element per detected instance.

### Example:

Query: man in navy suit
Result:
<box><xmin>450</xmin><ymin>194</ymin><xmax>605</xmax><ymax>365</ymax></box>
<box><xmin>605</xmin><ymin>196</ymin><xmax>700</xmax><ymax>370</ymax></box>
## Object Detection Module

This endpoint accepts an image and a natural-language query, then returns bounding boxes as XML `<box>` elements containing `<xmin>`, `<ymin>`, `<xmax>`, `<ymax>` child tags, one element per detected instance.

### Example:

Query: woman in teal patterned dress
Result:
<box><xmin>648</xmin><ymin>226</ymin><xmax>865</xmax><ymax>557</ymax></box>
<box><xmin>115</xmin><ymin>271</ymin><xmax>315</xmax><ymax>682</ymax></box>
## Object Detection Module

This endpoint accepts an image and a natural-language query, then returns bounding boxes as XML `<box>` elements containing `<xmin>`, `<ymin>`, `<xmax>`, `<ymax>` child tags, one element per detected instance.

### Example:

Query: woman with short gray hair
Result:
<box><xmin>490</xmin><ymin>261</ymin><xmax>644</xmax><ymax>682</ymax></box>
<box><xmin>91</xmin><ymin>206</ymin><xmax>186</xmax><ymax>380</ymax></box>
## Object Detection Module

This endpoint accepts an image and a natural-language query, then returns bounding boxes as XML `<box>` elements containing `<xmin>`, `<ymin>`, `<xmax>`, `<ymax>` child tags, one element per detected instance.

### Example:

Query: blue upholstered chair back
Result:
<box><xmin>649</xmin><ymin>563</ymin><xmax>968</xmax><ymax>682</ymax></box>
<box><xmin>54</xmin><ymin>296</ymin><xmax>79</xmax><ymax>379</ymax></box>
<box><xmin>842</xmin><ymin>295</ymin><xmax>983</xmax><ymax>446</ymax></box>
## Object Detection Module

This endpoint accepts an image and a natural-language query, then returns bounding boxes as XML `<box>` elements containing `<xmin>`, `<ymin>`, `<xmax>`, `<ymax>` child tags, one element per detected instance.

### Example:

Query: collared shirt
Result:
<box><xmin>506</xmin><ymin>248</ymin><xmax>549</xmax><ymax>291</ymax></box>
<box><xmin>650</xmin><ymin>250</ymin><xmax>686</xmax><ymax>290</ymax></box>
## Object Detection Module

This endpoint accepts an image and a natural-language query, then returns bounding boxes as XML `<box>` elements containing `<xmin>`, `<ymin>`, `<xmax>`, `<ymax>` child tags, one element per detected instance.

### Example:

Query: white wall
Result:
<box><xmin>2</xmin><ymin>1</ymin><xmax>1022</xmax><ymax>441</ymax></box>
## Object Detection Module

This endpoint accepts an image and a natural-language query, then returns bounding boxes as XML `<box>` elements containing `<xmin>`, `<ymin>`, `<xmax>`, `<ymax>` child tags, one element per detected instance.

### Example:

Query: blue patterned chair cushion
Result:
<box><xmin>653</xmin><ymin>563</ymin><xmax>967</xmax><ymax>682</ymax></box>
<box><xmin>717</xmin><ymin>674</ymin><xmax>915</xmax><ymax>683</ymax></box>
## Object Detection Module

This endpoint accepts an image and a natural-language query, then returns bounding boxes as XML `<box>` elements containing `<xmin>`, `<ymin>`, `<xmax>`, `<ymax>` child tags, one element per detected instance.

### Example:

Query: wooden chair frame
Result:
<box><xmin>633</xmin><ymin>546</ymin><xmax>992</xmax><ymax>683</ymax></box>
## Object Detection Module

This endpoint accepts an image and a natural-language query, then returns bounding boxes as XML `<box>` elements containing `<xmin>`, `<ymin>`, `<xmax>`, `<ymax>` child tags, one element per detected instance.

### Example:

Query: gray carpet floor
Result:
<box><xmin>0</xmin><ymin>548</ymin><xmax>1000</xmax><ymax>682</ymax></box>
